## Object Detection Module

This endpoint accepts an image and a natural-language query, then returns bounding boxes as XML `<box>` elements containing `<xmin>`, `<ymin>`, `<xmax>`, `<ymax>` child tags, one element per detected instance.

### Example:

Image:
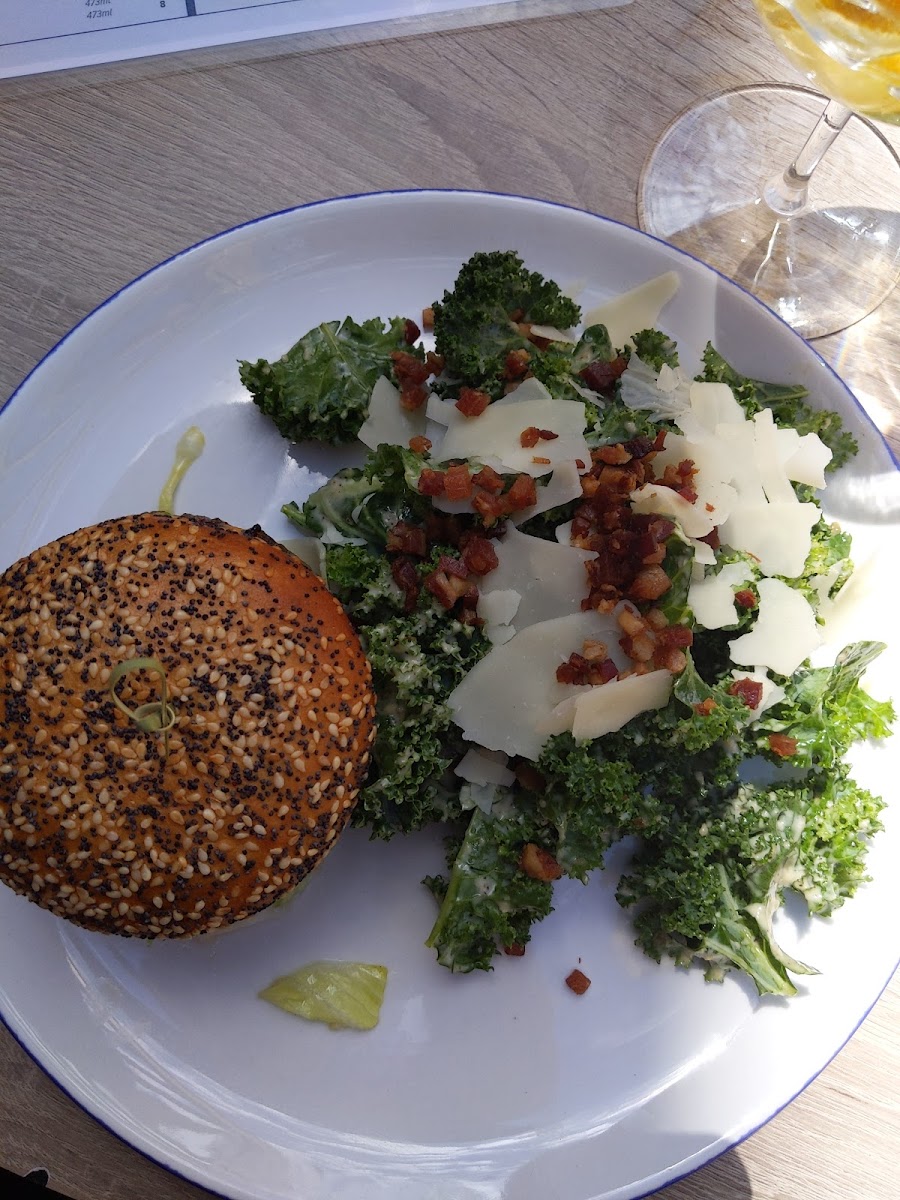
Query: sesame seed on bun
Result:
<box><xmin>0</xmin><ymin>512</ymin><xmax>376</xmax><ymax>938</ymax></box>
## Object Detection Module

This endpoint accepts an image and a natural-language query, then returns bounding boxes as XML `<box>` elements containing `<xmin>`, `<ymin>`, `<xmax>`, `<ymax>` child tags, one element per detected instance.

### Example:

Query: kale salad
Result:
<box><xmin>239</xmin><ymin>251</ymin><xmax>893</xmax><ymax>999</ymax></box>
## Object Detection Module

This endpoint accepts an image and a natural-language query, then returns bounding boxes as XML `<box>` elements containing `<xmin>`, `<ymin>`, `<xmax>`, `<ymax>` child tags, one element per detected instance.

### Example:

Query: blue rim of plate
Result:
<box><xmin>1</xmin><ymin>187</ymin><xmax>898</xmax><ymax>1200</ymax></box>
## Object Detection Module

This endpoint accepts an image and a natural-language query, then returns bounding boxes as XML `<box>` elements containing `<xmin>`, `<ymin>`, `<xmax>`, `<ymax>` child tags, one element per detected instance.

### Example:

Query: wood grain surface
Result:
<box><xmin>1</xmin><ymin>2</ymin><xmax>898</xmax><ymax>1198</ymax></box>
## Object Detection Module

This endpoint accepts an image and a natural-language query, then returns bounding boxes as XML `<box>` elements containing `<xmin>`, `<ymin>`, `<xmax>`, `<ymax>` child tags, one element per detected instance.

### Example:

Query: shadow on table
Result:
<box><xmin>648</xmin><ymin>1145</ymin><xmax>753</xmax><ymax>1199</ymax></box>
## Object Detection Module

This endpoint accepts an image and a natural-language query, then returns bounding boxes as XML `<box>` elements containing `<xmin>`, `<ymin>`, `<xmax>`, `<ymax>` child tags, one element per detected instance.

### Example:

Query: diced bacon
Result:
<box><xmin>471</xmin><ymin>490</ymin><xmax>508</xmax><ymax>527</ymax></box>
<box><xmin>557</xmin><ymin>652</ymin><xmax>591</xmax><ymax>684</ymax></box>
<box><xmin>461</xmin><ymin>535</ymin><xmax>499</xmax><ymax>576</ymax></box>
<box><xmin>390</xmin><ymin>557</ymin><xmax>420</xmax><ymax>614</ymax></box>
<box><xmin>694</xmin><ymin>698</ymin><xmax>717</xmax><ymax>716</ymax></box>
<box><xmin>421</xmin><ymin>306</ymin><xmax>435</xmax><ymax>330</ymax></box>
<box><xmin>768</xmin><ymin>733</ymin><xmax>799</xmax><ymax>758</ymax></box>
<box><xmin>655</xmin><ymin>645</ymin><xmax>687</xmax><ymax>674</ymax></box>
<box><xmin>400</xmin><ymin>382</ymin><xmax>428</xmax><ymax>411</ymax></box>
<box><xmin>391</xmin><ymin>349</ymin><xmax>430</xmax><ymax>385</ymax></box>
<box><xmin>437</xmin><ymin>554</ymin><xmax>468</xmax><ymax>579</ymax></box>
<box><xmin>386</xmin><ymin>521</ymin><xmax>428</xmax><ymax>557</ymax></box>
<box><xmin>734</xmin><ymin>589</ymin><xmax>757</xmax><ymax>609</ymax></box>
<box><xmin>655</xmin><ymin>624</ymin><xmax>693</xmax><ymax>648</ymax></box>
<box><xmin>425</xmin><ymin>351</ymin><xmax>445</xmax><ymax>376</ymax></box>
<box><xmin>505</xmin><ymin>474</ymin><xmax>538</xmax><ymax>512</ymax></box>
<box><xmin>596</xmin><ymin>443</ymin><xmax>632</xmax><ymax>465</ymax></box>
<box><xmin>628</xmin><ymin>565</ymin><xmax>672</xmax><ymax>602</ymax></box>
<box><xmin>418</xmin><ymin>468</ymin><xmax>446</xmax><ymax>497</ymax></box>
<box><xmin>471</xmin><ymin>464</ymin><xmax>505</xmax><ymax>494</ymax></box>
<box><xmin>444</xmin><ymin>462</ymin><xmax>473</xmax><ymax>501</ymax></box>
<box><xmin>504</xmin><ymin>349</ymin><xmax>531</xmax><ymax>379</ymax></box>
<box><xmin>698</xmin><ymin>528</ymin><xmax>721</xmax><ymax>550</ymax></box>
<box><xmin>403</xmin><ymin>318</ymin><xmax>421</xmax><ymax>345</ymax></box>
<box><xmin>728</xmin><ymin>677</ymin><xmax>764</xmax><ymax>710</ymax></box>
<box><xmin>503</xmin><ymin>943</ymin><xmax>526</xmax><ymax>957</ymax></box>
<box><xmin>624</xmin><ymin>435</ymin><xmax>656</xmax><ymax>459</ymax></box>
<box><xmin>565</xmin><ymin>968</ymin><xmax>591</xmax><ymax>995</ymax></box>
<box><xmin>456</xmin><ymin>386</ymin><xmax>491</xmax><ymax>417</ymax></box>
<box><xmin>579</xmin><ymin>355</ymin><xmax>627</xmax><ymax>393</ymax></box>
<box><xmin>520</xmin><ymin>426</ymin><xmax>560</xmax><ymax>448</ymax></box>
<box><xmin>408</xmin><ymin>434</ymin><xmax>432</xmax><ymax>454</ymax></box>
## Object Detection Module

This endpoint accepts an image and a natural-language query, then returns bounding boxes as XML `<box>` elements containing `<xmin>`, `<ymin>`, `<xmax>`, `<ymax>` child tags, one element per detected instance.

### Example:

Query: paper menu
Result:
<box><xmin>0</xmin><ymin>0</ymin><xmax>626</xmax><ymax>80</ymax></box>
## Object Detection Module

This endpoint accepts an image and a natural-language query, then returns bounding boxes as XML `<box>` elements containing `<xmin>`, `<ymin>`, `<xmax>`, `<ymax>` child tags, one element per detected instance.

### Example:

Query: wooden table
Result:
<box><xmin>1</xmin><ymin>2</ymin><xmax>898</xmax><ymax>1197</ymax></box>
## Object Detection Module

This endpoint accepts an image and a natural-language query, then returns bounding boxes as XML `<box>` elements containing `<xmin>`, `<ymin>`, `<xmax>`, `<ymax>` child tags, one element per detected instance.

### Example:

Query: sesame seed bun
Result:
<box><xmin>0</xmin><ymin>512</ymin><xmax>376</xmax><ymax>938</ymax></box>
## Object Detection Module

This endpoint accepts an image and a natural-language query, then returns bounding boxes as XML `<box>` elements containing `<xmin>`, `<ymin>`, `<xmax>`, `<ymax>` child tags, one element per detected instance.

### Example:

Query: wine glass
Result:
<box><xmin>638</xmin><ymin>0</ymin><xmax>900</xmax><ymax>339</ymax></box>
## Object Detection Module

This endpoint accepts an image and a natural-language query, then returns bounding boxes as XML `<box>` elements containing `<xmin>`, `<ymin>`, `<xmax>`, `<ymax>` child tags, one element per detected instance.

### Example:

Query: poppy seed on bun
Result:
<box><xmin>0</xmin><ymin>512</ymin><xmax>376</xmax><ymax>938</ymax></box>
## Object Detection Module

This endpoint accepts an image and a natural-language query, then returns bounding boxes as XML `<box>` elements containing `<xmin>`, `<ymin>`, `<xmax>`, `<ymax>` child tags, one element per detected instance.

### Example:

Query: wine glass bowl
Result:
<box><xmin>639</xmin><ymin>1</ymin><xmax>900</xmax><ymax>339</ymax></box>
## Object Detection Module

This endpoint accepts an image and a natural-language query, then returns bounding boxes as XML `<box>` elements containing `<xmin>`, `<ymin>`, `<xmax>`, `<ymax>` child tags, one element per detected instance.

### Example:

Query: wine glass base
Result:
<box><xmin>638</xmin><ymin>84</ymin><xmax>900</xmax><ymax>339</ymax></box>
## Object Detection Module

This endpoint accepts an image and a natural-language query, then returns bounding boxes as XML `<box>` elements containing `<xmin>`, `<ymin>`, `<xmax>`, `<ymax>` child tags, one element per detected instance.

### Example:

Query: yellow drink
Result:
<box><xmin>753</xmin><ymin>0</ymin><xmax>900</xmax><ymax>123</ymax></box>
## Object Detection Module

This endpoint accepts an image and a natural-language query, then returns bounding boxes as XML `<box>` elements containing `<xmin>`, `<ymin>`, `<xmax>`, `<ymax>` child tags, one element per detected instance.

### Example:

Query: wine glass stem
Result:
<box><xmin>763</xmin><ymin>99</ymin><xmax>853</xmax><ymax>217</ymax></box>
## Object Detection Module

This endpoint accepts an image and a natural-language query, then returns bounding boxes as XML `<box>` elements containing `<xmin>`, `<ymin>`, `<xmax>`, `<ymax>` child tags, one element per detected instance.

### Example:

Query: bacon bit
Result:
<box><xmin>519</xmin><ymin>322</ymin><xmax>552</xmax><ymax>351</ymax></box>
<box><xmin>768</xmin><ymin>733</ymin><xmax>799</xmax><ymax>758</ymax></box>
<box><xmin>471</xmin><ymin>464</ymin><xmax>504</xmax><ymax>494</ymax></box>
<box><xmin>424</xmin><ymin>565</ymin><xmax>473</xmax><ymax>610</ymax></box>
<box><xmin>557</xmin><ymin>651</ymin><xmax>618</xmax><ymax>685</ymax></box>
<box><xmin>408</xmin><ymin>434</ymin><xmax>432</xmax><ymax>454</ymax></box>
<box><xmin>437</xmin><ymin>554</ymin><xmax>468</xmax><ymax>579</ymax></box>
<box><xmin>505</xmin><ymin>473</ymin><xmax>538</xmax><ymax>512</ymax></box>
<box><xmin>456</xmin><ymin>386</ymin><xmax>491</xmax><ymax>418</ymax></box>
<box><xmin>565</xmin><ymin>969</ymin><xmax>591</xmax><ymax>996</ymax></box>
<box><xmin>618</xmin><ymin>607</ymin><xmax>646</xmax><ymax>637</ymax></box>
<box><xmin>698</xmin><ymin>527</ymin><xmax>721</xmax><ymax>551</ymax></box>
<box><xmin>520</xmin><ymin>843</ymin><xmax>562</xmax><ymax>882</ymax></box>
<box><xmin>399</xmin><ymin>382</ymin><xmax>428</xmax><ymax>411</ymax></box>
<box><xmin>421</xmin><ymin>306</ymin><xmax>435</xmax><ymax>331</ymax></box>
<box><xmin>705</xmin><ymin>502</ymin><xmax>715</xmax><ymax>513</ymax></box>
<box><xmin>575</xmin><ymin>459</ymin><xmax>586</xmax><ymax>470</ymax></box>
<box><xmin>628</xmin><ymin>565</ymin><xmax>672</xmax><ymax>602</ymax></box>
<box><xmin>625</xmin><ymin>435</ymin><xmax>656</xmax><ymax>459</ymax></box>
<box><xmin>678</xmin><ymin>485</ymin><xmax>699</xmax><ymax>504</ymax></box>
<box><xmin>444</xmin><ymin>462</ymin><xmax>473</xmax><ymax>501</ymax></box>
<box><xmin>391</xmin><ymin>349</ymin><xmax>430</xmax><ymax>386</ymax></box>
<box><xmin>581</xmin><ymin>638</ymin><xmax>608</xmax><ymax>661</ymax></box>
<box><xmin>579</xmin><ymin>355</ymin><xmax>628</xmax><ymax>393</ymax></box>
<box><xmin>386</xmin><ymin>521</ymin><xmax>428</xmax><ymax>557</ymax></box>
<box><xmin>390</xmin><ymin>557</ymin><xmax>420</xmax><ymax>614</ymax></box>
<box><xmin>403</xmin><ymin>318</ymin><xmax>421</xmax><ymax>345</ymax></box>
<box><xmin>503</xmin><ymin>943</ymin><xmax>526</xmax><ymax>957</ymax></box>
<box><xmin>655</xmin><ymin>624</ymin><xmax>693</xmax><ymax>648</ymax></box>
<box><xmin>596</xmin><ymin>443</ymin><xmax>633</xmax><ymax>465</ymax></box>
<box><xmin>418</xmin><ymin>468</ymin><xmax>446</xmax><ymax>497</ymax></box>
<box><xmin>532</xmin><ymin>456</ymin><xmax>552</xmax><ymax>465</ymax></box>
<box><xmin>515</xmin><ymin>763</ymin><xmax>547</xmax><ymax>792</ymax></box>
<box><xmin>728</xmin><ymin>677</ymin><xmax>764</xmax><ymax>710</ymax></box>
<box><xmin>645</xmin><ymin>607</ymin><xmax>668</xmax><ymax>630</ymax></box>
<box><xmin>425</xmin><ymin>350</ymin><xmax>445</xmax><ymax>376</ymax></box>
<box><xmin>734</xmin><ymin>589</ymin><xmax>757</xmax><ymax>609</ymax></box>
<box><xmin>471</xmin><ymin>491</ymin><xmax>508</xmax><ymax>527</ymax></box>
<box><xmin>520</xmin><ymin>426</ymin><xmax>560</xmax><ymax>448</ymax></box>
<box><xmin>456</xmin><ymin>598</ymin><xmax>483</xmax><ymax>628</ymax></box>
<box><xmin>504</xmin><ymin>348</ymin><xmax>531</xmax><ymax>379</ymax></box>
<box><xmin>461</xmin><ymin>535</ymin><xmax>499</xmax><ymax>576</ymax></box>
<box><xmin>655</xmin><ymin>645</ymin><xmax>688</xmax><ymax>674</ymax></box>
<box><xmin>694</xmin><ymin>698</ymin><xmax>717</xmax><ymax>716</ymax></box>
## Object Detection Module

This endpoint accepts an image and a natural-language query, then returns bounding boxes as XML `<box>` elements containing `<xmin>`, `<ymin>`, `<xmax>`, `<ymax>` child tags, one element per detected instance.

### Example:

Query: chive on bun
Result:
<box><xmin>0</xmin><ymin>512</ymin><xmax>376</xmax><ymax>938</ymax></box>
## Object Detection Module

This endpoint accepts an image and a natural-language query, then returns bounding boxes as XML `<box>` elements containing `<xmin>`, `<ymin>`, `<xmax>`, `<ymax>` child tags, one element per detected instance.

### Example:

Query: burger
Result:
<box><xmin>0</xmin><ymin>512</ymin><xmax>376</xmax><ymax>938</ymax></box>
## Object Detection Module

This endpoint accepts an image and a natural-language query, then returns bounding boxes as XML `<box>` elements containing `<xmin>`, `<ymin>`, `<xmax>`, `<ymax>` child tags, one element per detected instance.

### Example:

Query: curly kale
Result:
<box><xmin>630</xmin><ymin>328</ymin><xmax>680</xmax><ymax>372</ymax></box>
<box><xmin>431</xmin><ymin>250</ymin><xmax>581</xmax><ymax>399</ymax></box>
<box><xmin>322</xmin><ymin>544</ymin><xmax>490</xmax><ymax>839</ymax></box>
<box><xmin>240</xmin><ymin>316</ymin><xmax>416</xmax><ymax>445</ymax></box>
<box><xmin>699</xmin><ymin>345</ymin><xmax>858</xmax><ymax>469</ymax></box>
<box><xmin>424</xmin><ymin>803</ymin><xmax>556</xmax><ymax>971</ymax></box>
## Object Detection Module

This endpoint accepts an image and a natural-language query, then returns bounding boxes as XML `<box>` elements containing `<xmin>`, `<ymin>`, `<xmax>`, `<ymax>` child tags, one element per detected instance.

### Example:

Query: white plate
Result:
<box><xmin>1</xmin><ymin>190</ymin><xmax>899</xmax><ymax>1200</ymax></box>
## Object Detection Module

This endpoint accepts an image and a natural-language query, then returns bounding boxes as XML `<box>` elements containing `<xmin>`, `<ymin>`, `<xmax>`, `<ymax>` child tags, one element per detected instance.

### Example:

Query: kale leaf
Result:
<box><xmin>240</xmin><ymin>316</ymin><xmax>413</xmax><ymax>445</ymax></box>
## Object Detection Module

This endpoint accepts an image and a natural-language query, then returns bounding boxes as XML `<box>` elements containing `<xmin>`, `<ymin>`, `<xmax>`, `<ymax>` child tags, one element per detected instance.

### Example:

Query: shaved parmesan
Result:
<box><xmin>476</xmin><ymin>526</ymin><xmax>594</xmax><ymax>631</ymax></box>
<box><xmin>454</xmin><ymin>749</ymin><xmax>515</xmax><ymax>788</ymax></box>
<box><xmin>728</xmin><ymin>578</ymin><xmax>821</xmax><ymax>676</ymax></box>
<box><xmin>582</xmin><ymin>272</ymin><xmax>680</xmax><ymax>351</ymax></box>
<box><xmin>631</xmin><ymin>483</ymin><xmax>717</xmax><ymax>538</ymax></box>
<box><xmin>435</xmin><ymin>396</ymin><xmax>589</xmax><ymax>477</ymax></box>
<box><xmin>358</xmin><ymin>375</ymin><xmax>426</xmax><ymax>451</ymax></box>
<box><xmin>478</xmin><ymin>588</ymin><xmax>522</xmax><ymax>628</ymax></box>
<box><xmin>719</xmin><ymin>501</ymin><xmax>819</xmax><ymax>579</ymax></box>
<box><xmin>511</xmin><ymin>461</ymin><xmax>585</xmax><ymax>524</ymax></box>
<box><xmin>688</xmin><ymin>561</ymin><xmax>753</xmax><ymax>630</ymax></box>
<box><xmin>448</xmin><ymin>610</ymin><xmax>624</xmax><ymax>760</ymax></box>
<box><xmin>527</xmin><ymin>323</ymin><xmax>578</xmax><ymax>344</ymax></box>
<box><xmin>568</xmin><ymin>670</ymin><xmax>672</xmax><ymax>740</ymax></box>
<box><xmin>281</xmin><ymin>537</ymin><xmax>327</xmax><ymax>578</ymax></box>
<box><xmin>784</xmin><ymin>432</ymin><xmax>832</xmax><ymax>488</ymax></box>
<box><xmin>687</xmin><ymin>381</ymin><xmax>746</xmax><ymax>431</ymax></box>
